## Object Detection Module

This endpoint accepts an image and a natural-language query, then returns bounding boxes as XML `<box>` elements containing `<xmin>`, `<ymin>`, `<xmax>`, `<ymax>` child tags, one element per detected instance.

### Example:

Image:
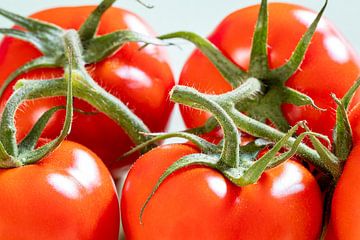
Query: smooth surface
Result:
<box><xmin>178</xmin><ymin>3</ymin><xmax>360</xmax><ymax>143</ymax></box>
<box><xmin>121</xmin><ymin>144</ymin><xmax>323</xmax><ymax>239</ymax></box>
<box><xmin>0</xmin><ymin>6</ymin><xmax>175</xmax><ymax>168</ymax></box>
<box><xmin>330</xmin><ymin>144</ymin><xmax>360</xmax><ymax>239</ymax></box>
<box><xmin>0</xmin><ymin>0</ymin><xmax>359</xmax><ymax>134</ymax></box>
<box><xmin>0</xmin><ymin>140</ymin><xmax>119</xmax><ymax>240</ymax></box>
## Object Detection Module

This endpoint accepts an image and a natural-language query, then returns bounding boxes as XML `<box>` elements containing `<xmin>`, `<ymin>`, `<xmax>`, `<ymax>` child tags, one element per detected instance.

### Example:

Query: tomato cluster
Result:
<box><xmin>0</xmin><ymin>6</ymin><xmax>174</xmax><ymax>171</ymax></box>
<box><xmin>0</xmin><ymin>0</ymin><xmax>359</xmax><ymax>239</ymax></box>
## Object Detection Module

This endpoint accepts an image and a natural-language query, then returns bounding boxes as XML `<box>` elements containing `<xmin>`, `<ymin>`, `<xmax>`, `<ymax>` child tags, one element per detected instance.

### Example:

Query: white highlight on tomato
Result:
<box><xmin>207</xmin><ymin>176</ymin><xmax>227</xmax><ymax>198</ymax></box>
<box><xmin>293</xmin><ymin>9</ymin><xmax>350</xmax><ymax>64</ymax></box>
<box><xmin>67</xmin><ymin>150</ymin><xmax>101</xmax><ymax>192</ymax></box>
<box><xmin>271</xmin><ymin>162</ymin><xmax>304</xmax><ymax>198</ymax></box>
<box><xmin>48</xmin><ymin>174</ymin><xmax>80</xmax><ymax>199</ymax></box>
<box><xmin>293</xmin><ymin>10</ymin><xmax>328</xmax><ymax>33</ymax></box>
<box><xmin>116</xmin><ymin>66</ymin><xmax>152</xmax><ymax>89</ymax></box>
<box><xmin>324</xmin><ymin>36</ymin><xmax>349</xmax><ymax>64</ymax></box>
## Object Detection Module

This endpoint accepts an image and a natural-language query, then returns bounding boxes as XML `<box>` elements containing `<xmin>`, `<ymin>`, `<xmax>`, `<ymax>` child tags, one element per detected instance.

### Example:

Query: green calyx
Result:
<box><xmin>332</xmin><ymin>79</ymin><xmax>360</xmax><ymax>161</ymax></box>
<box><xmin>138</xmin><ymin>78</ymin><xmax>334</xmax><ymax>223</ymax></box>
<box><xmin>155</xmin><ymin>0</ymin><xmax>360</xmax><ymax>180</ymax></box>
<box><xmin>0</xmin><ymin>0</ymin><xmax>169</xmax><ymax>96</ymax></box>
<box><xmin>0</xmin><ymin>0</ymin><xmax>174</xmax><ymax>163</ymax></box>
<box><xmin>132</xmin><ymin>69</ymin><xmax>360</xmax><ymax>223</ymax></box>
<box><xmin>0</xmin><ymin>19</ymin><xmax>172</xmax><ymax>167</ymax></box>
<box><xmin>159</xmin><ymin>0</ymin><xmax>328</xmax><ymax>131</ymax></box>
<box><xmin>135</xmin><ymin>69</ymin><xmax>360</xmax><ymax>223</ymax></box>
<box><xmin>0</xmin><ymin>31</ymin><xmax>77</xmax><ymax>167</ymax></box>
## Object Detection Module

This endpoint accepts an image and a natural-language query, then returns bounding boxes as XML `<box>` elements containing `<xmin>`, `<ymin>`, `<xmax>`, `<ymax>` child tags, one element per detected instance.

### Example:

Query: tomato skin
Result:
<box><xmin>324</xmin><ymin>222</ymin><xmax>338</xmax><ymax>240</ymax></box>
<box><xmin>325</xmin><ymin>104</ymin><xmax>360</xmax><ymax>240</ymax></box>
<box><xmin>121</xmin><ymin>144</ymin><xmax>323</xmax><ymax>239</ymax></box>
<box><xmin>328</xmin><ymin>145</ymin><xmax>360</xmax><ymax>239</ymax></box>
<box><xmin>349</xmin><ymin>103</ymin><xmax>360</xmax><ymax>144</ymax></box>
<box><xmin>0</xmin><ymin>140</ymin><xmax>119</xmax><ymax>240</ymax></box>
<box><xmin>0</xmin><ymin>6</ymin><xmax>175</xmax><ymax>170</ymax></box>
<box><xmin>179</xmin><ymin>3</ymin><xmax>360</xmax><ymax>140</ymax></box>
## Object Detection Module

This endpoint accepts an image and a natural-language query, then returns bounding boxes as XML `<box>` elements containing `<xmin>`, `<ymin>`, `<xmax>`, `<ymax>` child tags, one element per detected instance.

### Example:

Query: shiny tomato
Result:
<box><xmin>0</xmin><ymin>140</ymin><xmax>119</xmax><ymax>239</ymax></box>
<box><xmin>328</xmin><ymin>144</ymin><xmax>360</xmax><ymax>240</ymax></box>
<box><xmin>0</xmin><ymin>6</ymin><xmax>174</xmax><ymax>171</ymax></box>
<box><xmin>349</xmin><ymin>102</ymin><xmax>360</xmax><ymax>143</ymax></box>
<box><xmin>323</xmin><ymin>103</ymin><xmax>360</xmax><ymax>240</ymax></box>
<box><xmin>179</xmin><ymin>3</ymin><xmax>360</xmax><ymax>140</ymax></box>
<box><xmin>121</xmin><ymin>144</ymin><xmax>323</xmax><ymax>239</ymax></box>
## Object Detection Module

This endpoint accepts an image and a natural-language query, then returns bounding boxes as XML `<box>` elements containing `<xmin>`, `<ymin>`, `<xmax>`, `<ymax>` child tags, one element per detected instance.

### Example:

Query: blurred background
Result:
<box><xmin>0</xmin><ymin>0</ymin><xmax>359</xmax><ymax>132</ymax></box>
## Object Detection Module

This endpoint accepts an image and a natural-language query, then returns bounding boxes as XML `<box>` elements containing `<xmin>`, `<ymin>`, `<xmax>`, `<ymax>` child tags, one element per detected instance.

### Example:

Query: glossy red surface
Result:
<box><xmin>0</xmin><ymin>6</ymin><xmax>175</xmax><ymax>170</ymax></box>
<box><xmin>0</xmin><ymin>140</ymin><xmax>119</xmax><ymax>239</ymax></box>
<box><xmin>121</xmin><ymin>144</ymin><xmax>323</xmax><ymax>239</ymax></box>
<box><xmin>329</xmin><ymin>145</ymin><xmax>360</xmax><ymax>240</ymax></box>
<box><xmin>179</xmin><ymin>3</ymin><xmax>360</xmax><ymax>141</ymax></box>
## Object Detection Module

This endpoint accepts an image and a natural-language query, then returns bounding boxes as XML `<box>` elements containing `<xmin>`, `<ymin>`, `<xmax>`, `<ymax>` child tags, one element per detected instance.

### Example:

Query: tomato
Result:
<box><xmin>0</xmin><ymin>140</ymin><xmax>119</xmax><ymax>239</ymax></box>
<box><xmin>0</xmin><ymin>6</ymin><xmax>175</xmax><ymax>171</ymax></box>
<box><xmin>349</xmin><ymin>102</ymin><xmax>360</xmax><ymax>143</ymax></box>
<box><xmin>179</xmin><ymin>3</ymin><xmax>360</xmax><ymax>140</ymax></box>
<box><xmin>121</xmin><ymin>144</ymin><xmax>323</xmax><ymax>239</ymax></box>
<box><xmin>322</xmin><ymin>102</ymin><xmax>360</xmax><ymax>239</ymax></box>
<box><xmin>324</xmin><ymin>222</ymin><xmax>338</xmax><ymax>240</ymax></box>
<box><xmin>328</xmin><ymin>144</ymin><xmax>360</xmax><ymax>240</ymax></box>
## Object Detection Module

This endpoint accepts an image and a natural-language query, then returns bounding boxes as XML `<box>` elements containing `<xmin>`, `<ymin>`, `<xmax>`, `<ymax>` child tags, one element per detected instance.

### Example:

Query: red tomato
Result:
<box><xmin>121</xmin><ymin>144</ymin><xmax>323</xmax><ymax>239</ymax></box>
<box><xmin>0</xmin><ymin>6</ymin><xmax>174</xmax><ymax>171</ymax></box>
<box><xmin>349</xmin><ymin>102</ymin><xmax>360</xmax><ymax>143</ymax></box>
<box><xmin>179</xmin><ymin>3</ymin><xmax>360</xmax><ymax>140</ymax></box>
<box><xmin>328</xmin><ymin>144</ymin><xmax>360</xmax><ymax>240</ymax></box>
<box><xmin>325</xmin><ymin>103</ymin><xmax>360</xmax><ymax>240</ymax></box>
<box><xmin>0</xmin><ymin>140</ymin><xmax>119</xmax><ymax>239</ymax></box>
<box><xmin>324</xmin><ymin>222</ymin><xmax>338</xmax><ymax>240</ymax></box>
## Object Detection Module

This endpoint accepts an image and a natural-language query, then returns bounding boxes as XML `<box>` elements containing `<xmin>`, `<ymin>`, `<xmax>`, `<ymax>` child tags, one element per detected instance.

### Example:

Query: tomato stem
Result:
<box><xmin>0</xmin><ymin>2</ymin><xmax>174</xmax><ymax>160</ymax></box>
<box><xmin>12</xmin><ymin>30</ymin><xmax>154</xmax><ymax>150</ymax></box>
<box><xmin>160</xmin><ymin>0</ymin><xmax>328</xmax><ymax>131</ymax></box>
<box><xmin>171</xmin><ymin>78</ymin><xmax>263</xmax><ymax>168</ymax></box>
<box><xmin>62</xmin><ymin>30</ymin><xmax>153</xmax><ymax>146</ymax></box>
<box><xmin>0</xmin><ymin>32</ymin><xmax>76</xmax><ymax>166</ymax></box>
<box><xmin>213</xmin><ymin>78</ymin><xmax>263</xmax><ymax>106</ymax></box>
<box><xmin>171</xmin><ymin>86</ymin><xmax>240</xmax><ymax>168</ymax></box>
<box><xmin>249</xmin><ymin>0</ymin><xmax>269</xmax><ymax>78</ymax></box>
<box><xmin>226</xmin><ymin>108</ymin><xmax>341</xmax><ymax>179</ymax></box>
<box><xmin>121</xmin><ymin>131</ymin><xmax>220</xmax><ymax>160</ymax></box>
<box><xmin>172</xmin><ymin>78</ymin><xmax>341</xmax><ymax>179</ymax></box>
<box><xmin>78</xmin><ymin>0</ymin><xmax>116</xmax><ymax>41</ymax></box>
<box><xmin>159</xmin><ymin>31</ymin><xmax>248</xmax><ymax>87</ymax></box>
<box><xmin>0</xmin><ymin>29</ymin><xmax>158</xmax><ymax>167</ymax></box>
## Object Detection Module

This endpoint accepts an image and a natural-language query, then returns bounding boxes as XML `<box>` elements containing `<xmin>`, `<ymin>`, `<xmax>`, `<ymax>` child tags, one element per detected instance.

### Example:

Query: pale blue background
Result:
<box><xmin>0</xmin><ymin>0</ymin><xmax>358</xmax><ymax>134</ymax></box>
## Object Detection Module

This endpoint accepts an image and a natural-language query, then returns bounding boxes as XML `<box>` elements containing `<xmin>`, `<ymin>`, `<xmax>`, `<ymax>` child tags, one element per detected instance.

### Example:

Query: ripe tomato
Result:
<box><xmin>0</xmin><ymin>6</ymin><xmax>174</xmax><ymax>171</ymax></box>
<box><xmin>121</xmin><ymin>144</ymin><xmax>323</xmax><ymax>239</ymax></box>
<box><xmin>0</xmin><ymin>140</ymin><xmax>119</xmax><ymax>239</ymax></box>
<box><xmin>349</xmin><ymin>102</ymin><xmax>360</xmax><ymax>143</ymax></box>
<box><xmin>179</xmin><ymin>3</ymin><xmax>360</xmax><ymax>140</ymax></box>
<box><xmin>328</xmin><ymin>144</ymin><xmax>360</xmax><ymax>240</ymax></box>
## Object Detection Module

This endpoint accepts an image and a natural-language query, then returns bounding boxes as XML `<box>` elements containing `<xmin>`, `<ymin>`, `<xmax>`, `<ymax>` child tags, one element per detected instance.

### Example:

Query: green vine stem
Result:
<box><xmin>171</xmin><ymin>86</ymin><xmax>240</xmax><ymax>168</ymax></box>
<box><xmin>210</xmin><ymin>78</ymin><xmax>263</xmax><ymax>105</ymax></box>
<box><xmin>0</xmin><ymin>0</ymin><xmax>172</xmax><ymax>155</ymax></box>
<box><xmin>226</xmin><ymin>108</ymin><xmax>340</xmax><ymax>179</ymax></box>
<box><xmin>172</xmin><ymin>84</ymin><xmax>341</xmax><ymax>180</ymax></box>
<box><xmin>78</xmin><ymin>0</ymin><xmax>117</xmax><ymax>41</ymax></box>
<box><xmin>121</xmin><ymin>131</ymin><xmax>220</xmax><ymax>160</ymax></box>
<box><xmin>171</xmin><ymin>77</ymin><xmax>262</xmax><ymax>168</ymax></box>
<box><xmin>159</xmin><ymin>0</ymin><xmax>328</xmax><ymax>132</ymax></box>
<box><xmin>12</xmin><ymin>30</ymin><xmax>153</xmax><ymax>151</ymax></box>
<box><xmin>0</xmin><ymin>31</ymin><xmax>76</xmax><ymax>166</ymax></box>
<box><xmin>139</xmin><ymin>86</ymin><xmax>330</xmax><ymax>220</ymax></box>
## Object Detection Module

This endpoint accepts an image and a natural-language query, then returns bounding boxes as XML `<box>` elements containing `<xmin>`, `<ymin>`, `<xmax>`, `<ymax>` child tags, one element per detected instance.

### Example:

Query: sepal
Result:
<box><xmin>332</xmin><ymin>78</ymin><xmax>360</xmax><ymax>161</ymax></box>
